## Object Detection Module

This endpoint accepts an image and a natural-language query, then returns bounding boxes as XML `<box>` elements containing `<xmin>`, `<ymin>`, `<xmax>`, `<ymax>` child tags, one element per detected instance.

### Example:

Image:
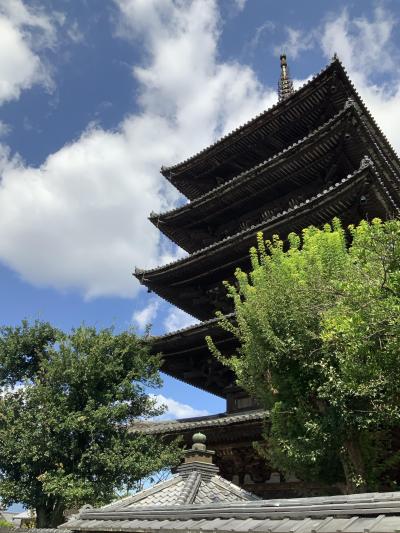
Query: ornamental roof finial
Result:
<box><xmin>278</xmin><ymin>53</ymin><xmax>294</xmax><ymax>102</ymax></box>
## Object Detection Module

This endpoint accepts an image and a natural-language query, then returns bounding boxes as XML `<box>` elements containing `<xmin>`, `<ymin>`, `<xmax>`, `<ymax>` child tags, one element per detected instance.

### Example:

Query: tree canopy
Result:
<box><xmin>207</xmin><ymin>218</ymin><xmax>400</xmax><ymax>493</ymax></box>
<box><xmin>0</xmin><ymin>322</ymin><xmax>181</xmax><ymax>527</ymax></box>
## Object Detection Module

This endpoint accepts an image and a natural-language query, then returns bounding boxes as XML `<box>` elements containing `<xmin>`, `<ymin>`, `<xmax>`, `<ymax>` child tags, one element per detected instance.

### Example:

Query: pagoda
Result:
<box><xmin>134</xmin><ymin>55</ymin><xmax>400</xmax><ymax>497</ymax></box>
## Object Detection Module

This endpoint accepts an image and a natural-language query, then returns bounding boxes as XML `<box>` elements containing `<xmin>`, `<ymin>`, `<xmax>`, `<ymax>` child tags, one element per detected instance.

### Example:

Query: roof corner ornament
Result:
<box><xmin>278</xmin><ymin>53</ymin><xmax>294</xmax><ymax>102</ymax></box>
<box><xmin>359</xmin><ymin>155</ymin><xmax>373</xmax><ymax>170</ymax></box>
<box><xmin>344</xmin><ymin>97</ymin><xmax>355</xmax><ymax>109</ymax></box>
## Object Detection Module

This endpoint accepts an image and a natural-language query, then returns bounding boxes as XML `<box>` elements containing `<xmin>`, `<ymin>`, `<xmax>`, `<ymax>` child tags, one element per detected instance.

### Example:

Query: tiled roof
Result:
<box><xmin>132</xmin><ymin>409</ymin><xmax>267</xmax><ymax>435</ymax></box>
<box><xmin>161</xmin><ymin>58</ymin><xmax>340</xmax><ymax>179</ymax></box>
<box><xmin>152</xmin><ymin>102</ymin><xmax>354</xmax><ymax>223</ymax></box>
<box><xmin>61</xmin><ymin>434</ymin><xmax>260</xmax><ymax>531</ymax></box>
<box><xmin>136</xmin><ymin>161</ymin><xmax>399</xmax><ymax>322</ymax></box>
<box><xmin>161</xmin><ymin>56</ymin><xmax>400</xmax><ymax>198</ymax></box>
<box><xmin>136</xmin><ymin>161</ymin><xmax>384</xmax><ymax>281</ymax></box>
<box><xmin>62</xmin><ymin>492</ymin><xmax>400</xmax><ymax>533</ymax></box>
<box><xmin>151</xmin><ymin>100</ymin><xmax>400</xmax><ymax>254</ymax></box>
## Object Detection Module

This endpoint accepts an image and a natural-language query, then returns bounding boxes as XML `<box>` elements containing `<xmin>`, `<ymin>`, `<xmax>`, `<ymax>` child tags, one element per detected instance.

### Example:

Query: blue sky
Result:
<box><xmin>1</xmin><ymin>0</ymin><xmax>400</xmax><ymax>419</ymax></box>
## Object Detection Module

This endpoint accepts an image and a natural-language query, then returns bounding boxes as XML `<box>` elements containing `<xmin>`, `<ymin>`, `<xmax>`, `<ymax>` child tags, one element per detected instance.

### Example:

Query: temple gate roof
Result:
<box><xmin>61</xmin><ymin>434</ymin><xmax>400</xmax><ymax>533</ymax></box>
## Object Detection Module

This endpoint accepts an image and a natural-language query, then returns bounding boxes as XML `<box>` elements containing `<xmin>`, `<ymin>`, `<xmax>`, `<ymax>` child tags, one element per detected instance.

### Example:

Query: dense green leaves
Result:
<box><xmin>208</xmin><ymin>219</ymin><xmax>400</xmax><ymax>492</ymax></box>
<box><xmin>0</xmin><ymin>323</ymin><xmax>181</xmax><ymax>527</ymax></box>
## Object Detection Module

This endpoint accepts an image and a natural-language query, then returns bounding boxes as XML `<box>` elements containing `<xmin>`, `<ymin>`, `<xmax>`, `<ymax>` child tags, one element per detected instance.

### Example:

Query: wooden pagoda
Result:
<box><xmin>134</xmin><ymin>55</ymin><xmax>400</xmax><ymax>497</ymax></box>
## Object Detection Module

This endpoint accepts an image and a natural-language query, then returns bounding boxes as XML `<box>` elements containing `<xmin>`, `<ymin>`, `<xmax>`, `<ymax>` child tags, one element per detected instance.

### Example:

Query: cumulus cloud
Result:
<box><xmin>0</xmin><ymin>0</ymin><xmax>55</xmax><ymax>104</ymax></box>
<box><xmin>132</xmin><ymin>300</ymin><xmax>159</xmax><ymax>331</ymax></box>
<box><xmin>320</xmin><ymin>7</ymin><xmax>400</xmax><ymax>153</ymax></box>
<box><xmin>0</xmin><ymin>0</ymin><xmax>276</xmax><ymax>299</ymax></box>
<box><xmin>320</xmin><ymin>8</ymin><xmax>397</xmax><ymax>80</ymax></box>
<box><xmin>164</xmin><ymin>308</ymin><xmax>199</xmax><ymax>333</ymax></box>
<box><xmin>274</xmin><ymin>27</ymin><xmax>314</xmax><ymax>60</ymax></box>
<box><xmin>152</xmin><ymin>394</ymin><xmax>208</xmax><ymax>419</ymax></box>
<box><xmin>275</xmin><ymin>7</ymin><xmax>400</xmax><ymax>155</ymax></box>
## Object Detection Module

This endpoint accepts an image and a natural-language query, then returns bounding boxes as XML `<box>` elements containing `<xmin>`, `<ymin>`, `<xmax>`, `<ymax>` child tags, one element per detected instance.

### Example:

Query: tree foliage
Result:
<box><xmin>207</xmin><ymin>219</ymin><xmax>400</xmax><ymax>492</ymax></box>
<box><xmin>0</xmin><ymin>322</ymin><xmax>181</xmax><ymax>527</ymax></box>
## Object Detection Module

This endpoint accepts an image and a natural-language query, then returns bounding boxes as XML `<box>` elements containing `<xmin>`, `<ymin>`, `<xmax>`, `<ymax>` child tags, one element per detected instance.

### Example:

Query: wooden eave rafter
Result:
<box><xmin>152</xmin><ymin>314</ymin><xmax>237</xmax><ymax>396</ymax></box>
<box><xmin>161</xmin><ymin>59</ymin><xmax>345</xmax><ymax>199</ymax></box>
<box><xmin>152</xmin><ymin>103</ymin><xmax>368</xmax><ymax>252</ymax></box>
<box><xmin>161</xmin><ymin>58</ymin><xmax>400</xmax><ymax>203</ymax></box>
<box><xmin>136</xmin><ymin>163</ymin><xmax>397</xmax><ymax>320</ymax></box>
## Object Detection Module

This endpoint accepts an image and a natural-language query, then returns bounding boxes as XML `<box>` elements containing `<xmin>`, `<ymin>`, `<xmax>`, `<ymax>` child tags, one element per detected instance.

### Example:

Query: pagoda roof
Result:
<box><xmin>161</xmin><ymin>57</ymin><xmax>399</xmax><ymax>201</ymax></box>
<box><xmin>153</xmin><ymin>314</ymin><xmax>236</xmax><ymax>397</ymax></box>
<box><xmin>152</xmin><ymin>101</ymin><xmax>395</xmax><ymax>253</ymax></box>
<box><xmin>136</xmin><ymin>162</ymin><xmax>398</xmax><ymax>320</ymax></box>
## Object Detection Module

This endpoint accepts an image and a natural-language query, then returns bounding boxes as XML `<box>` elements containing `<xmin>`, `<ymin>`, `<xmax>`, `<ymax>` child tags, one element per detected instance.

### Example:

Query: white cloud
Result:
<box><xmin>320</xmin><ymin>8</ymin><xmax>396</xmax><ymax>80</ymax></box>
<box><xmin>152</xmin><ymin>394</ymin><xmax>208</xmax><ymax>419</ymax></box>
<box><xmin>0</xmin><ymin>121</ymin><xmax>10</xmax><ymax>137</ymax></box>
<box><xmin>164</xmin><ymin>308</ymin><xmax>199</xmax><ymax>334</ymax></box>
<box><xmin>0</xmin><ymin>0</ymin><xmax>276</xmax><ymax>299</ymax></box>
<box><xmin>234</xmin><ymin>0</ymin><xmax>247</xmax><ymax>12</ymax></box>
<box><xmin>243</xmin><ymin>21</ymin><xmax>275</xmax><ymax>59</ymax></box>
<box><xmin>132</xmin><ymin>300</ymin><xmax>159</xmax><ymax>331</ymax></box>
<box><xmin>274</xmin><ymin>27</ymin><xmax>314</xmax><ymax>59</ymax></box>
<box><xmin>0</xmin><ymin>0</ymin><xmax>55</xmax><ymax>104</ymax></box>
<box><xmin>275</xmin><ymin>7</ymin><xmax>400</xmax><ymax>156</ymax></box>
<box><xmin>67</xmin><ymin>20</ymin><xmax>84</xmax><ymax>44</ymax></box>
<box><xmin>319</xmin><ymin>7</ymin><xmax>400</xmax><ymax>154</ymax></box>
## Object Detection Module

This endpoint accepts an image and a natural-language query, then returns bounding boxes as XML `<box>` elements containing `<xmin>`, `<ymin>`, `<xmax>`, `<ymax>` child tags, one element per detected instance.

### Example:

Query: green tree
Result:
<box><xmin>0</xmin><ymin>321</ymin><xmax>181</xmax><ymax>527</ymax></box>
<box><xmin>208</xmin><ymin>219</ymin><xmax>400</xmax><ymax>493</ymax></box>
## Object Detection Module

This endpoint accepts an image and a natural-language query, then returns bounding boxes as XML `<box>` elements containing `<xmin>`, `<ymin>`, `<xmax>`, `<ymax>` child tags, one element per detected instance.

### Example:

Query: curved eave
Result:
<box><xmin>161</xmin><ymin>59</ymin><xmax>339</xmax><ymax>175</ymax></box>
<box><xmin>137</xmin><ymin>164</ymin><xmax>386</xmax><ymax>283</ymax></box>
<box><xmin>132</xmin><ymin>409</ymin><xmax>266</xmax><ymax>436</ymax></box>
<box><xmin>136</xmin><ymin>164</ymin><xmax>397</xmax><ymax>319</ymax></box>
<box><xmin>151</xmin><ymin>103</ymin><xmax>363</xmax><ymax>252</ymax></box>
<box><xmin>161</xmin><ymin>58</ymin><xmax>342</xmax><ymax>199</ymax></box>
<box><xmin>161</xmin><ymin>58</ymin><xmax>400</xmax><ymax>202</ymax></box>
<box><xmin>151</xmin><ymin>315</ymin><xmax>237</xmax><ymax>398</ymax></box>
<box><xmin>151</xmin><ymin>313</ymin><xmax>234</xmax><ymax>347</ymax></box>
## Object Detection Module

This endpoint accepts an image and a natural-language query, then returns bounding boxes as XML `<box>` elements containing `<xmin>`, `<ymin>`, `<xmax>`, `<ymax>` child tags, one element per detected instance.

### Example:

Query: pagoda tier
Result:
<box><xmin>151</xmin><ymin>102</ymin><xmax>400</xmax><ymax>253</ymax></box>
<box><xmin>161</xmin><ymin>57</ymin><xmax>398</xmax><ymax>201</ymax></box>
<box><xmin>152</xmin><ymin>315</ymin><xmax>237</xmax><ymax>397</ymax></box>
<box><xmin>135</xmin><ymin>56</ymin><xmax>400</xmax><ymax>500</ymax></box>
<box><xmin>137</xmin><ymin>162</ymin><xmax>398</xmax><ymax>321</ymax></box>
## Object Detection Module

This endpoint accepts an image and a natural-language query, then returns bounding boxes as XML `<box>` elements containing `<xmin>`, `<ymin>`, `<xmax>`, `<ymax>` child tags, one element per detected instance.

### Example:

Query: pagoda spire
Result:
<box><xmin>278</xmin><ymin>53</ymin><xmax>294</xmax><ymax>101</ymax></box>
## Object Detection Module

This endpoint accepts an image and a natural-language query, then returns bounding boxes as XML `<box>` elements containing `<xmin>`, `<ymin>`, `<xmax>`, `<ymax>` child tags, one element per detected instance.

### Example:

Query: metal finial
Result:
<box><xmin>278</xmin><ymin>54</ymin><xmax>294</xmax><ymax>102</ymax></box>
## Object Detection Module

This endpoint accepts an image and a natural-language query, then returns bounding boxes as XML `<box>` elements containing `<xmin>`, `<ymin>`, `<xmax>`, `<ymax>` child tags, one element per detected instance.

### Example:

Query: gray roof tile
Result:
<box><xmin>133</xmin><ymin>409</ymin><xmax>267</xmax><ymax>435</ymax></box>
<box><xmin>59</xmin><ymin>433</ymin><xmax>400</xmax><ymax>533</ymax></box>
<box><xmin>60</xmin><ymin>514</ymin><xmax>400</xmax><ymax>533</ymax></box>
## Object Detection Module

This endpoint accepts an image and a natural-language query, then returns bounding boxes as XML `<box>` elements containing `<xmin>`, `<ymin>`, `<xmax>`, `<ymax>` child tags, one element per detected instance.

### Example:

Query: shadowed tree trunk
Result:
<box><xmin>36</xmin><ymin>499</ymin><xmax>65</xmax><ymax>528</ymax></box>
<box><xmin>340</xmin><ymin>435</ymin><xmax>367</xmax><ymax>494</ymax></box>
